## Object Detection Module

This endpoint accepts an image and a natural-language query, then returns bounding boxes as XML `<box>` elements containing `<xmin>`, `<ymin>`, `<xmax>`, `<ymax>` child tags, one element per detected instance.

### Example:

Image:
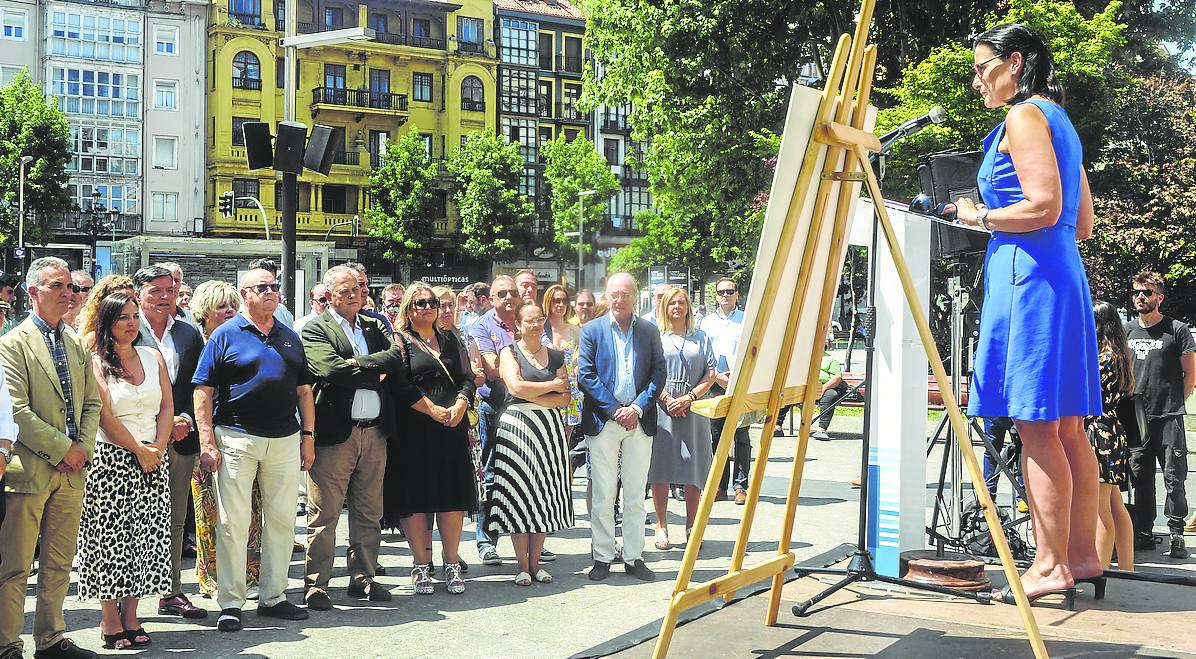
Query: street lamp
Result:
<box><xmin>83</xmin><ymin>191</ymin><xmax>119</xmax><ymax>278</ymax></box>
<box><xmin>564</xmin><ymin>189</ymin><xmax>598</xmax><ymax>290</ymax></box>
<box><xmin>18</xmin><ymin>155</ymin><xmax>33</xmax><ymax>249</ymax></box>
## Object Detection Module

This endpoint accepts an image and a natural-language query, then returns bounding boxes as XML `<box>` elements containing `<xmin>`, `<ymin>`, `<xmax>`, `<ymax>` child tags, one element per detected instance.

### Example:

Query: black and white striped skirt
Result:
<box><xmin>485</xmin><ymin>401</ymin><xmax>574</xmax><ymax>534</ymax></box>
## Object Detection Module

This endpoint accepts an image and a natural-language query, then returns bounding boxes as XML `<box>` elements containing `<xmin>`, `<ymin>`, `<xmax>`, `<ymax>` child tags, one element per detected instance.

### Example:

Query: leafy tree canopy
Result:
<box><xmin>539</xmin><ymin>134</ymin><xmax>619</xmax><ymax>257</ymax></box>
<box><xmin>364</xmin><ymin>124</ymin><xmax>439</xmax><ymax>264</ymax></box>
<box><xmin>446</xmin><ymin>130</ymin><xmax>536</xmax><ymax>261</ymax></box>
<box><xmin>0</xmin><ymin>69</ymin><xmax>73</xmax><ymax>246</ymax></box>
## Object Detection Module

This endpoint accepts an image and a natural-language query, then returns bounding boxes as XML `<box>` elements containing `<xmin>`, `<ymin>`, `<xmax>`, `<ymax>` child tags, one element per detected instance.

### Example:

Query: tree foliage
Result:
<box><xmin>446</xmin><ymin>130</ymin><xmax>536</xmax><ymax>261</ymax></box>
<box><xmin>0</xmin><ymin>69</ymin><xmax>73</xmax><ymax>246</ymax></box>
<box><xmin>365</xmin><ymin>124</ymin><xmax>439</xmax><ymax>263</ymax></box>
<box><xmin>539</xmin><ymin>135</ymin><xmax>619</xmax><ymax>257</ymax></box>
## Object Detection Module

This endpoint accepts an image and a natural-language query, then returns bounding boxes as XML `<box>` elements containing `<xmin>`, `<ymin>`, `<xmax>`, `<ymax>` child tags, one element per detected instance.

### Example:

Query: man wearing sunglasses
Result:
<box><xmin>61</xmin><ymin>271</ymin><xmax>92</xmax><ymax>330</ymax></box>
<box><xmin>1124</xmin><ymin>270</ymin><xmax>1194</xmax><ymax>559</ymax></box>
<box><xmin>294</xmin><ymin>284</ymin><xmax>330</xmax><ymax>334</ymax></box>
<box><xmin>699</xmin><ymin>277</ymin><xmax>751</xmax><ymax>504</ymax></box>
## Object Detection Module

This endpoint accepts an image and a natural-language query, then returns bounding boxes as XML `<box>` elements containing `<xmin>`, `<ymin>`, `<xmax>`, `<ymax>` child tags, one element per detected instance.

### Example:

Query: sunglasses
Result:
<box><xmin>77</xmin><ymin>286</ymin><xmax>92</xmax><ymax>294</ymax></box>
<box><xmin>973</xmin><ymin>54</ymin><xmax>1002</xmax><ymax>77</ymax></box>
<box><xmin>248</xmin><ymin>283</ymin><xmax>281</xmax><ymax>294</ymax></box>
<box><xmin>493</xmin><ymin>289</ymin><xmax>516</xmax><ymax>298</ymax></box>
<box><xmin>412</xmin><ymin>298</ymin><xmax>441</xmax><ymax>310</ymax></box>
<box><xmin>1132</xmin><ymin>289</ymin><xmax>1158</xmax><ymax>299</ymax></box>
<box><xmin>716</xmin><ymin>289</ymin><xmax>737</xmax><ymax>296</ymax></box>
<box><xmin>313</xmin><ymin>296</ymin><xmax>328</xmax><ymax>305</ymax></box>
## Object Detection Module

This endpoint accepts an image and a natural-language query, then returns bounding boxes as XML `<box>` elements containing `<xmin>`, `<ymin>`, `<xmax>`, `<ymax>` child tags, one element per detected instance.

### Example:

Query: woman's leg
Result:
<box><xmin>528</xmin><ymin>533</ymin><xmax>546</xmax><ymax>574</ymax></box>
<box><xmin>1095</xmin><ymin>483</ymin><xmax>1116</xmax><ymax>569</ymax></box>
<box><xmin>1110</xmin><ymin>487</ymin><xmax>1135</xmax><ymax>572</ymax></box>
<box><xmin>401</xmin><ymin>514</ymin><xmax>430</xmax><ymax>564</ymax></box>
<box><xmin>1014</xmin><ymin>419</ymin><xmax>1075</xmax><ymax>595</ymax></box>
<box><xmin>1059</xmin><ymin>416</ymin><xmax>1101</xmax><ymax>578</ymax></box>
<box><xmin>435</xmin><ymin>512</ymin><xmax>463</xmax><ymax>564</ymax></box>
<box><xmin>684</xmin><ymin>485</ymin><xmax>701</xmax><ymax>530</ymax></box>
<box><xmin>511</xmin><ymin>533</ymin><xmax>530</xmax><ymax>573</ymax></box>
<box><xmin>650</xmin><ymin>483</ymin><xmax>670</xmax><ymax>533</ymax></box>
<box><xmin>99</xmin><ymin>599</ymin><xmax>123</xmax><ymax>634</ymax></box>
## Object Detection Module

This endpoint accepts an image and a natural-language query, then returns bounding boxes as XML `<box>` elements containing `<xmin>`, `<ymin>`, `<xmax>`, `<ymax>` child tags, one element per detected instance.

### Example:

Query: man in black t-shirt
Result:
<box><xmin>1124</xmin><ymin>271</ymin><xmax>1195</xmax><ymax>559</ymax></box>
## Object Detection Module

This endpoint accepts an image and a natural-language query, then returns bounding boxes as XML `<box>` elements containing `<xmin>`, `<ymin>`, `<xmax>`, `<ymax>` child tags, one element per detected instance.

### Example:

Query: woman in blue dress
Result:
<box><xmin>954</xmin><ymin>24</ymin><xmax>1103</xmax><ymax>604</ymax></box>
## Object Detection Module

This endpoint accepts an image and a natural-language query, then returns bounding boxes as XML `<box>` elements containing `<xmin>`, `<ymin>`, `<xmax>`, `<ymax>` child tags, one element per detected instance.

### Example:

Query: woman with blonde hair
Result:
<box><xmin>77</xmin><ymin>274</ymin><xmax>134</xmax><ymax>342</ymax></box>
<box><xmin>190</xmin><ymin>280</ymin><xmax>241</xmax><ymax>341</ymax></box>
<box><xmin>648</xmin><ymin>287</ymin><xmax>716</xmax><ymax>549</ymax></box>
<box><xmin>542</xmin><ymin>284</ymin><xmax>582</xmax><ymax>438</ymax></box>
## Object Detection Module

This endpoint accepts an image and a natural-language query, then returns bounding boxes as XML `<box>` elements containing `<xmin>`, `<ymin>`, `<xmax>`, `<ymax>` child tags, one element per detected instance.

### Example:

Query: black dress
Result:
<box><xmin>382</xmin><ymin>328</ymin><xmax>478</xmax><ymax>528</ymax></box>
<box><xmin>1084</xmin><ymin>351</ymin><xmax>1131</xmax><ymax>490</ymax></box>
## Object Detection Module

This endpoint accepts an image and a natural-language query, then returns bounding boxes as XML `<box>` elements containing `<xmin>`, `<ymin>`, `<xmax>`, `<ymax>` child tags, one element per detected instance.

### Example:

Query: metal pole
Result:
<box><xmin>18</xmin><ymin>158</ymin><xmax>29</xmax><ymax>249</ymax></box>
<box><xmin>577</xmin><ymin>193</ymin><xmax>584</xmax><ymax>290</ymax></box>
<box><xmin>282</xmin><ymin>0</ymin><xmax>298</xmax><ymax>313</ymax></box>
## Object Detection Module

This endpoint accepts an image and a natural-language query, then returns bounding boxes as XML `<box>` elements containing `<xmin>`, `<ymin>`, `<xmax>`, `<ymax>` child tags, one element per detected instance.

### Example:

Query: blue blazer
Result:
<box><xmin>577</xmin><ymin>315</ymin><xmax>666</xmax><ymax>437</ymax></box>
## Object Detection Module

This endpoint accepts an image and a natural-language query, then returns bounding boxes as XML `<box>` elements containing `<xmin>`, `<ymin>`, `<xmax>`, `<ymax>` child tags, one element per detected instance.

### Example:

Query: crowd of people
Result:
<box><xmin>0</xmin><ymin>255</ymin><xmax>762</xmax><ymax>659</ymax></box>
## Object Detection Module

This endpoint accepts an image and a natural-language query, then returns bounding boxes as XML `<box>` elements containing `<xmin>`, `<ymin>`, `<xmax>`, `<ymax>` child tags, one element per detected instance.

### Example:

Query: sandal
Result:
<box><xmin>410</xmin><ymin>563</ymin><xmax>434</xmax><ymax>595</ymax></box>
<box><xmin>513</xmin><ymin>571</ymin><xmax>532</xmax><ymax>586</ymax></box>
<box><xmin>533</xmin><ymin>568</ymin><xmax>553</xmax><ymax>584</ymax></box>
<box><xmin>124</xmin><ymin>627</ymin><xmax>151</xmax><ymax>647</ymax></box>
<box><xmin>445</xmin><ymin>562</ymin><xmax>466</xmax><ymax>594</ymax></box>
<box><xmin>653</xmin><ymin>528</ymin><xmax>670</xmax><ymax>551</ymax></box>
<box><xmin>991</xmin><ymin>585</ymin><xmax>1076</xmax><ymax>610</ymax></box>
<box><xmin>101</xmin><ymin>630</ymin><xmax>131</xmax><ymax>651</ymax></box>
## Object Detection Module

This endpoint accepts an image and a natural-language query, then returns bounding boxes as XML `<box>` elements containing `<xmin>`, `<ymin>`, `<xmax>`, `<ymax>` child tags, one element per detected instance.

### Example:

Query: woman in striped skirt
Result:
<box><xmin>486</xmin><ymin>301</ymin><xmax>574</xmax><ymax>585</ymax></box>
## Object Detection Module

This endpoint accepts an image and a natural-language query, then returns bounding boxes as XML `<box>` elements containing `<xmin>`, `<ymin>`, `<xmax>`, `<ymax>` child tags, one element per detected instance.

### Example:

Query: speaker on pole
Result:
<box><xmin>303</xmin><ymin>124</ymin><xmax>341</xmax><ymax>176</ymax></box>
<box><xmin>274</xmin><ymin>121</ymin><xmax>308</xmax><ymax>175</ymax></box>
<box><xmin>243</xmin><ymin>122</ymin><xmax>274</xmax><ymax>170</ymax></box>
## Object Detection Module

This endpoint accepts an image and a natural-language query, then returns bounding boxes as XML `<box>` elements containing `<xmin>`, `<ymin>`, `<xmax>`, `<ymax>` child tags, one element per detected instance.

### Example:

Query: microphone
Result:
<box><xmin>877</xmin><ymin>106</ymin><xmax>946</xmax><ymax>145</ymax></box>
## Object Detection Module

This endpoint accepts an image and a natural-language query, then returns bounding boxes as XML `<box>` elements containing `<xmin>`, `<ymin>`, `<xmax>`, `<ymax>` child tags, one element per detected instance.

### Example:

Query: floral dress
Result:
<box><xmin>1084</xmin><ymin>351</ymin><xmax>1131</xmax><ymax>490</ymax></box>
<box><xmin>560</xmin><ymin>339</ymin><xmax>583</xmax><ymax>427</ymax></box>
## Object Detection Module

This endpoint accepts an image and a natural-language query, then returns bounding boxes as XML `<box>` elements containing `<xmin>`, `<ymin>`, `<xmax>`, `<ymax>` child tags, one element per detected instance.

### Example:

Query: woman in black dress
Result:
<box><xmin>1086</xmin><ymin>300</ymin><xmax>1134</xmax><ymax>573</ymax></box>
<box><xmin>383</xmin><ymin>282</ymin><xmax>477</xmax><ymax>595</ymax></box>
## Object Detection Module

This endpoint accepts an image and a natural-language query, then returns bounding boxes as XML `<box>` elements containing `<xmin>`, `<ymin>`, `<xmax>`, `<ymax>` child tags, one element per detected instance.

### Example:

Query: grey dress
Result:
<box><xmin>648</xmin><ymin>330</ymin><xmax>717</xmax><ymax>486</ymax></box>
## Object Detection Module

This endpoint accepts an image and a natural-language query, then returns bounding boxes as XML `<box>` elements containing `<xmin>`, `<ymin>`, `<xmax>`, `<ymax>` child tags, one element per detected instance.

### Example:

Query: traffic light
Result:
<box><xmin>218</xmin><ymin>190</ymin><xmax>235</xmax><ymax>218</ymax></box>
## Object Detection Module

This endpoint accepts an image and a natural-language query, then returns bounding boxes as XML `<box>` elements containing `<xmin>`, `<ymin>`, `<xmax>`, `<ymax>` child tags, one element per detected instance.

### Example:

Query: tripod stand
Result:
<box><xmin>792</xmin><ymin>174</ymin><xmax>994</xmax><ymax>617</ymax></box>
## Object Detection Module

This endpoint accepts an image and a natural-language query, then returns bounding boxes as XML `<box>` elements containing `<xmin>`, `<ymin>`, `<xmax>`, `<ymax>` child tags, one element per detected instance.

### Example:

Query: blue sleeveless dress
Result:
<box><xmin>966</xmin><ymin>99</ymin><xmax>1101</xmax><ymax>421</ymax></box>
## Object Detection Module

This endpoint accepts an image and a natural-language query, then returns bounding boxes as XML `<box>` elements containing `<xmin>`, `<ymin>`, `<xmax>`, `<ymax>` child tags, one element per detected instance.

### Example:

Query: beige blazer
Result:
<box><xmin>0</xmin><ymin>316</ymin><xmax>101</xmax><ymax>493</ymax></box>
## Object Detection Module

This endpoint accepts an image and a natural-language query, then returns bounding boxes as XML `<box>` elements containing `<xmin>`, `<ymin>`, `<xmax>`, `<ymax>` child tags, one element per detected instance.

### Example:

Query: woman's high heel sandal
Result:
<box><xmin>992</xmin><ymin>585</ymin><xmax>1077</xmax><ymax>611</ymax></box>
<box><xmin>1075</xmin><ymin>576</ymin><xmax>1107</xmax><ymax>600</ymax></box>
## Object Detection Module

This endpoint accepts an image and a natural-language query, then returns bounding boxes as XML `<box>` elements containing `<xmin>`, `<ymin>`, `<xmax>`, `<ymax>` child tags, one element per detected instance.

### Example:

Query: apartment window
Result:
<box><xmin>369</xmin><ymin>13</ymin><xmax>387</xmax><ymax>33</ymax></box>
<box><xmin>153</xmin><ymin>80</ymin><xmax>178</xmax><ymax>110</ymax></box>
<box><xmin>325</xmin><ymin>63</ymin><xmax>346</xmax><ymax>89</ymax></box>
<box><xmin>538</xmin><ymin>33</ymin><xmax>553</xmax><ymax>70</ymax></box>
<box><xmin>563</xmin><ymin>83</ymin><xmax>582</xmax><ymax>119</ymax></box>
<box><xmin>500</xmin><ymin>69</ymin><xmax>536</xmax><ymax>115</ymax></box>
<box><xmin>75</xmin><ymin>183</ymin><xmax>138</xmax><ymax>214</ymax></box>
<box><xmin>538</xmin><ymin>126</ymin><xmax>553</xmax><ymax>149</ymax></box>
<box><xmin>501</xmin><ymin>117</ymin><xmax>536</xmax><ymax>165</ymax></box>
<box><xmin>604</xmin><ymin>138</ymin><xmax>619</xmax><ymax>165</ymax></box>
<box><xmin>324</xmin><ymin>7</ymin><xmax>343</xmax><ymax>30</ymax></box>
<box><xmin>458</xmin><ymin>17</ymin><xmax>483</xmax><ymax>49</ymax></box>
<box><xmin>563</xmin><ymin>36</ymin><xmax>583</xmax><ymax>73</ymax></box>
<box><xmin>322</xmin><ymin>185</ymin><xmax>348</xmax><ymax>214</ymax></box>
<box><xmin>51</xmin><ymin>68</ymin><xmax>141</xmax><ymax>118</ymax></box>
<box><xmin>276</xmin><ymin>57</ymin><xmax>285</xmax><ymax>88</ymax></box>
<box><xmin>537</xmin><ymin>80</ymin><xmax>552</xmax><ymax>117</ymax></box>
<box><xmin>153</xmin><ymin>136</ymin><xmax>178</xmax><ymax>169</ymax></box>
<box><xmin>151</xmin><ymin>192</ymin><xmax>178</xmax><ymax>222</ymax></box>
<box><xmin>420</xmin><ymin>133</ymin><xmax>433</xmax><ymax>158</ymax></box>
<box><xmin>68</xmin><ymin>122</ymin><xmax>140</xmax><ymax>175</ymax></box>
<box><xmin>499</xmin><ymin>18</ymin><xmax>536</xmax><ymax>66</ymax></box>
<box><xmin>0</xmin><ymin>65</ymin><xmax>22</xmax><ymax>85</ymax></box>
<box><xmin>412</xmin><ymin>72</ymin><xmax>432</xmax><ymax>103</ymax></box>
<box><xmin>154</xmin><ymin>25</ymin><xmax>177</xmax><ymax>55</ymax></box>
<box><xmin>50</xmin><ymin>12</ymin><xmax>142</xmax><ymax>63</ymax></box>
<box><xmin>229</xmin><ymin>0</ymin><xmax>262</xmax><ymax>25</ymax></box>
<box><xmin>2</xmin><ymin>9</ymin><xmax>26</xmax><ymax>40</ymax></box>
<box><xmin>231</xmin><ymin>117</ymin><xmax>254</xmax><ymax>145</ymax></box>
<box><xmin>232</xmin><ymin>51</ymin><xmax>261</xmax><ymax>88</ymax></box>
<box><xmin>625</xmin><ymin>184</ymin><xmax>651</xmax><ymax>216</ymax></box>
<box><xmin>232</xmin><ymin>178</ymin><xmax>259</xmax><ymax>203</ymax></box>
<box><xmin>461</xmin><ymin>76</ymin><xmax>484</xmax><ymax>111</ymax></box>
<box><xmin>412</xmin><ymin>17</ymin><xmax>430</xmax><ymax>37</ymax></box>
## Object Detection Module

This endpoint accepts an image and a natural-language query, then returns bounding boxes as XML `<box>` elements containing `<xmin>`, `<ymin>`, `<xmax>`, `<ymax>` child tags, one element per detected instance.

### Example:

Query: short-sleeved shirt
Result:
<box><xmin>469</xmin><ymin>308</ymin><xmax>516</xmax><ymax>405</ymax></box>
<box><xmin>699</xmin><ymin>307</ymin><xmax>744</xmax><ymax>374</ymax></box>
<box><xmin>819</xmin><ymin>352</ymin><xmax>843</xmax><ymax>384</ymax></box>
<box><xmin>1125</xmin><ymin>315</ymin><xmax>1196</xmax><ymax>419</ymax></box>
<box><xmin>192</xmin><ymin>312</ymin><xmax>312</xmax><ymax>437</ymax></box>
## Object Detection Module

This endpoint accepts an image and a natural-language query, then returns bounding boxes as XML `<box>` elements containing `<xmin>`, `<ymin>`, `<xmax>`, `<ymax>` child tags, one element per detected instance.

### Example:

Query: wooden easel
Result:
<box><xmin>651</xmin><ymin>1</ymin><xmax>1048</xmax><ymax>657</ymax></box>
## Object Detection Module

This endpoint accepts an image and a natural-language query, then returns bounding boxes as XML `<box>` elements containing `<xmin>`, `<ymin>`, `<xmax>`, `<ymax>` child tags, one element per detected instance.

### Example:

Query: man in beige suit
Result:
<box><xmin>0</xmin><ymin>257</ymin><xmax>102</xmax><ymax>659</ymax></box>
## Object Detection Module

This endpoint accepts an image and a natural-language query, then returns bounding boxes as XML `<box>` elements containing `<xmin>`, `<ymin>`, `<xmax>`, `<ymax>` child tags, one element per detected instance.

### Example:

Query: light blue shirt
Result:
<box><xmin>609</xmin><ymin>312</ymin><xmax>637</xmax><ymax>406</ymax></box>
<box><xmin>699</xmin><ymin>307</ymin><xmax>744</xmax><ymax>374</ymax></box>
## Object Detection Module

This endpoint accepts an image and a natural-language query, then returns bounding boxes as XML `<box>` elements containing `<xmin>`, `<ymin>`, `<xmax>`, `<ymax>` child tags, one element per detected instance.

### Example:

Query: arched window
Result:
<box><xmin>461</xmin><ymin>76</ymin><xmax>484</xmax><ymax>111</ymax></box>
<box><xmin>232</xmin><ymin>51</ymin><xmax>261</xmax><ymax>89</ymax></box>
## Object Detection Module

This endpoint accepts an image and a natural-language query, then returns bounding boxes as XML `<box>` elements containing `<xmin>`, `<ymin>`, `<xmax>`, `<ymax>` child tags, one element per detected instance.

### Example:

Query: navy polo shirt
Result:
<box><xmin>192</xmin><ymin>312</ymin><xmax>311</xmax><ymax>438</ymax></box>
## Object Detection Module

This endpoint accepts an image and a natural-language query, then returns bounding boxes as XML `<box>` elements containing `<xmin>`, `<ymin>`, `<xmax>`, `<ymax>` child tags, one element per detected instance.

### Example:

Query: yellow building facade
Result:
<box><xmin>205</xmin><ymin>0</ymin><xmax>497</xmax><ymax>241</ymax></box>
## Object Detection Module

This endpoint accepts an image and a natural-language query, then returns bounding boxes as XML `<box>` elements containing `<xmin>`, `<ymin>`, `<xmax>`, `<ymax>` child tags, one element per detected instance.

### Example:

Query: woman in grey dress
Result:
<box><xmin>648</xmin><ymin>287</ymin><xmax>716</xmax><ymax>550</ymax></box>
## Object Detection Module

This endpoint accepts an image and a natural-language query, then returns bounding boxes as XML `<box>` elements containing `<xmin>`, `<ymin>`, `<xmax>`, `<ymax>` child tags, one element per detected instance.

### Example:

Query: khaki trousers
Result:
<box><xmin>304</xmin><ymin>425</ymin><xmax>387</xmax><ymax>591</ymax></box>
<box><xmin>167</xmin><ymin>443</ymin><xmax>197</xmax><ymax>596</ymax></box>
<box><xmin>213</xmin><ymin>427</ymin><xmax>300</xmax><ymax>611</ymax></box>
<box><xmin>0</xmin><ymin>470</ymin><xmax>84</xmax><ymax>652</ymax></box>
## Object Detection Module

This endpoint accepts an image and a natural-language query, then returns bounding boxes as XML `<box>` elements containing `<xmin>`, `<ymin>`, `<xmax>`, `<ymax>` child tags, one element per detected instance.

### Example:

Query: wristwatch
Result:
<box><xmin>975</xmin><ymin>205</ymin><xmax>992</xmax><ymax>230</ymax></box>
<box><xmin>0</xmin><ymin>445</ymin><xmax>12</xmax><ymax>464</ymax></box>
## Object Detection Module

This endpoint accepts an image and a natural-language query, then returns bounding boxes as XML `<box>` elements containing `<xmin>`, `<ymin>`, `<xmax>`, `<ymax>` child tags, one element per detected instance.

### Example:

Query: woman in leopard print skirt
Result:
<box><xmin>76</xmin><ymin>293</ymin><xmax>175</xmax><ymax>650</ymax></box>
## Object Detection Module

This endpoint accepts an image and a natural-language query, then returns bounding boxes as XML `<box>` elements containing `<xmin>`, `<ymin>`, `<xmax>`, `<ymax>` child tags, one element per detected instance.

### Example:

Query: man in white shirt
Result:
<box><xmin>294</xmin><ymin>283</ymin><xmax>329</xmax><ymax>334</ymax></box>
<box><xmin>639</xmin><ymin>283</ymin><xmax>671</xmax><ymax>326</ymax></box>
<box><xmin>698</xmin><ymin>277</ymin><xmax>750</xmax><ymax>504</ymax></box>
<box><xmin>0</xmin><ymin>362</ymin><xmax>16</xmax><ymax>527</ymax></box>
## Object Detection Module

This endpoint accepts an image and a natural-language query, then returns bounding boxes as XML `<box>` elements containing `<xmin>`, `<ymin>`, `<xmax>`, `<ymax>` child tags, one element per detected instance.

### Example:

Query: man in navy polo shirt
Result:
<box><xmin>193</xmin><ymin>267</ymin><xmax>316</xmax><ymax>632</ymax></box>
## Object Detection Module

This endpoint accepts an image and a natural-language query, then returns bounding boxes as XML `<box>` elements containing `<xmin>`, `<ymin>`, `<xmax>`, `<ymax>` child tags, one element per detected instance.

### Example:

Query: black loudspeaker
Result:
<box><xmin>918</xmin><ymin>150</ymin><xmax>989</xmax><ymax>259</ymax></box>
<box><xmin>303</xmin><ymin>124</ymin><xmax>341</xmax><ymax>176</ymax></box>
<box><xmin>243</xmin><ymin>122</ymin><xmax>274</xmax><ymax>170</ymax></box>
<box><xmin>274</xmin><ymin>121</ymin><xmax>308</xmax><ymax>175</ymax></box>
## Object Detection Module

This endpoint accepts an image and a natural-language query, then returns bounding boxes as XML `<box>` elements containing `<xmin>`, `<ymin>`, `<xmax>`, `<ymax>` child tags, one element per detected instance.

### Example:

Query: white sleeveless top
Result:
<box><xmin>98</xmin><ymin>346</ymin><xmax>163</xmax><ymax>446</ymax></box>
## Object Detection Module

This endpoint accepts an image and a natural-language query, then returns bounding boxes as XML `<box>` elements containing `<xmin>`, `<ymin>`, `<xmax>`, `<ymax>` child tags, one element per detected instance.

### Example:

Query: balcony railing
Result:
<box><xmin>408</xmin><ymin>34</ymin><xmax>444</xmax><ymax>50</ymax></box>
<box><xmin>51</xmin><ymin>212</ymin><xmax>143</xmax><ymax>235</ymax></box>
<box><xmin>558</xmin><ymin>55</ymin><xmax>584</xmax><ymax>74</ymax></box>
<box><xmin>457</xmin><ymin>40</ymin><xmax>485</xmax><ymax>54</ymax></box>
<box><xmin>603</xmin><ymin>215</ymin><xmax>638</xmax><ymax>236</ymax></box>
<box><xmin>601</xmin><ymin>113</ymin><xmax>629</xmax><ymax>132</ymax></box>
<box><xmin>461</xmin><ymin>100</ymin><xmax>485</xmax><ymax>112</ymax></box>
<box><xmin>557</xmin><ymin>104</ymin><xmax>590</xmax><ymax>123</ymax></box>
<box><xmin>370</xmin><ymin>152</ymin><xmax>383</xmax><ymax>168</ymax></box>
<box><xmin>537</xmin><ymin>98</ymin><xmax>551</xmax><ymax>118</ymax></box>
<box><xmin>228</xmin><ymin>12</ymin><xmax>264</xmax><ymax>27</ymax></box>
<box><xmin>375</xmin><ymin>30</ymin><xmax>404</xmax><ymax>45</ymax></box>
<box><xmin>232</xmin><ymin>77</ymin><xmax>262</xmax><ymax>90</ymax></box>
<box><xmin>332</xmin><ymin>150</ymin><xmax>360</xmax><ymax>166</ymax></box>
<box><xmin>539</xmin><ymin>55</ymin><xmax>554</xmax><ymax>71</ymax></box>
<box><xmin>312</xmin><ymin>87</ymin><xmax>409</xmax><ymax>111</ymax></box>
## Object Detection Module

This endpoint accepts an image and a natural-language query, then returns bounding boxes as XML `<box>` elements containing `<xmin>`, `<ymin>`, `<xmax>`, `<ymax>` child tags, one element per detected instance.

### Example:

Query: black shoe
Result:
<box><xmin>347</xmin><ymin>579</ymin><xmax>393</xmax><ymax>602</ymax></box>
<box><xmin>1169</xmin><ymin>534</ymin><xmax>1189</xmax><ymax>559</ymax></box>
<box><xmin>375</xmin><ymin>563</ymin><xmax>388</xmax><ymax>576</ymax></box>
<box><xmin>304</xmin><ymin>589</ymin><xmax>332</xmax><ymax>611</ymax></box>
<box><xmin>32</xmin><ymin>638</ymin><xmax>97</xmax><ymax>659</ymax></box>
<box><xmin>217</xmin><ymin>608</ymin><xmax>242</xmax><ymax>632</ymax></box>
<box><xmin>0</xmin><ymin>647</ymin><xmax>23</xmax><ymax>659</ymax></box>
<box><xmin>257</xmin><ymin>599</ymin><xmax>309</xmax><ymax>620</ymax></box>
<box><xmin>296</xmin><ymin>503</ymin><xmax>307</xmax><ymax>517</ymax></box>
<box><xmin>624</xmin><ymin>559</ymin><xmax>656</xmax><ymax>581</ymax></box>
<box><xmin>588</xmin><ymin>560</ymin><xmax>611</xmax><ymax>581</ymax></box>
<box><xmin>1134</xmin><ymin>533</ymin><xmax>1157</xmax><ymax>551</ymax></box>
<box><xmin>539</xmin><ymin>548</ymin><xmax>556</xmax><ymax>563</ymax></box>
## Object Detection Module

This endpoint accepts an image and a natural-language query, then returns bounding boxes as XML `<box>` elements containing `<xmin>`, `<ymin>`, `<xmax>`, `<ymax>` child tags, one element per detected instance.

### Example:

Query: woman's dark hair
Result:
<box><xmin>94</xmin><ymin>292</ymin><xmax>138</xmax><ymax>380</ymax></box>
<box><xmin>1092</xmin><ymin>299</ymin><xmax>1134</xmax><ymax>396</ymax></box>
<box><xmin>974</xmin><ymin>23</ymin><xmax>1065</xmax><ymax>105</ymax></box>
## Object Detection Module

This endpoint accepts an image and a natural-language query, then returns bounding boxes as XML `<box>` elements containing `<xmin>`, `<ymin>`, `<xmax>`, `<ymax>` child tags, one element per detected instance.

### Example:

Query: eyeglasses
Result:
<box><xmin>973</xmin><ymin>54</ymin><xmax>1002</xmax><ymax>77</ymax></box>
<box><xmin>411</xmin><ymin>298</ymin><xmax>441</xmax><ymax>310</ymax></box>
<box><xmin>77</xmin><ymin>286</ymin><xmax>92</xmax><ymax>294</ymax></box>
<box><xmin>1132</xmin><ymin>289</ymin><xmax>1158</xmax><ymax>299</ymax></box>
<box><xmin>313</xmin><ymin>296</ymin><xmax>328</xmax><ymax>305</ymax></box>
<box><xmin>248</xmin><ymin>283</ymin><xmax>281</xmax><ymax>294</ymax></box>
<box><xmin>716</xmin><ymin>289</ymin><xmax>737</xmax><ymax>296</ymax></box>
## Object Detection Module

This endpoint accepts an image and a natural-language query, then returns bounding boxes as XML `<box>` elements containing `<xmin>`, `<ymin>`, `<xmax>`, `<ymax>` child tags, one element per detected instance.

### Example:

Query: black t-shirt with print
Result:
<box><xmin>1124</xmin><ymin>316</ymin><xmax>1196</xmax><ymax>418</ymax></box>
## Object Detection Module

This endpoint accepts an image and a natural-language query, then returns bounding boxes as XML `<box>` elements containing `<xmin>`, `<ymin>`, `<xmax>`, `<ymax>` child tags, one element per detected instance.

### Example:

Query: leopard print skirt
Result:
<box><xmin>76</xmin><ymin>442</ymin><xmax>173</xmax><ymax>600</ymax></box>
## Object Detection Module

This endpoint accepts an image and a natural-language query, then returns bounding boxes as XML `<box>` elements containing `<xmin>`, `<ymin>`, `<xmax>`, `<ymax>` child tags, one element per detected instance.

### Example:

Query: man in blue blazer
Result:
<box><xmin>578</xmin><ymin>272</ymin><xmax>666</xmax><ymax>581</ymax></box>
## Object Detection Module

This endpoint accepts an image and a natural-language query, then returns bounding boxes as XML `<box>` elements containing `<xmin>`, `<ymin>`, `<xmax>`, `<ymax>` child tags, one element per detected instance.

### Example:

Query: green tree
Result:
<box><xmin>0</xmin><ymin>69</ymin><xmax>73</xmax><ymax>246</ymax></box>
<box><xmin>446</xmin><ymin>130</ymin><xmax>536</xmax><ymax>261</ymax></box>
<box><xmin>539</xmin><ymin>134</ymin><xmax>618</xmax><ymax>258</ymax></box>
<box><xmin>365</xmin><ymin>124</ymin><xmax>440</xmax><ymax>263</ymax></box>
